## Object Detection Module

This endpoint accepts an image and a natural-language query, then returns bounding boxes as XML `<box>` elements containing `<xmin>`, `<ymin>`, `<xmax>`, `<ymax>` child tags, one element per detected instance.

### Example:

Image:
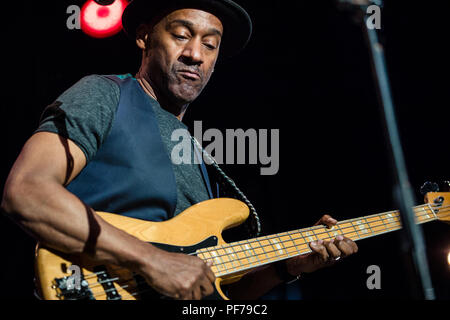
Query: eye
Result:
<box><xmin>173</xmin><ymin>34</ymin><xmax>188</xmax><ymax>40</ymax></box>
<box><xmin>203</xmin><ymin>43</ymin><xmax>216</xmax><ymax>50</ymax></box>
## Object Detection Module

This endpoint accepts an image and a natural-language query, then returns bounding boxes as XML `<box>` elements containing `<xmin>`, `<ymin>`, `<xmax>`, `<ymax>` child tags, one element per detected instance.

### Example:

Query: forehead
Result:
<box><xmin>163</xmin><ymin>8</ymin><xmax>224</xmax><ymax>33</ymax></box>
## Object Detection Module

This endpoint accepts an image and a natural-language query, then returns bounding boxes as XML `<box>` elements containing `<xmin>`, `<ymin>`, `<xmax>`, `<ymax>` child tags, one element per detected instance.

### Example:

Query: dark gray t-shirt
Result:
<box><xmin>36</xmin><ymin>74</ymin><xmax>210</xmax><ymax>216</ymax></box>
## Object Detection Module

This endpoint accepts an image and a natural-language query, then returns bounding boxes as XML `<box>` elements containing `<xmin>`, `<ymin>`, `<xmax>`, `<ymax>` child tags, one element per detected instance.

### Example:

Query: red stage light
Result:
<box><xmin>81</xmin><ymin>0</ymin><xmax>128</xmax><ymax>38</ymax></box>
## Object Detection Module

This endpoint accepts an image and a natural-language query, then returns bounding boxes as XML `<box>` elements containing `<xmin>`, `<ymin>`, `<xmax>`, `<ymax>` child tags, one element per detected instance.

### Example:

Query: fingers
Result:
<box><xmin>199</xmin><ymin>260</ymin><xmax>215</xmax><ymax>298</ymax></box>
<box><xmin>200</xmin><ymin>277</ymin><xmax>215</xmax><ymax>297</ymax></box>
<box><xmin>309</xmin><ymin>236</ymin><xmax>358</xmax><ymax>264</ymax></box>
<box><xmin>334</xmin><ymin>236</ymin><xmax>358</xmax><ymax>257</ymax></box>
<box><xmin>204</xmin><ymin>260</ymin><xmax>216</xmax><ymax>283</ymax></box>
<box><xmin>310</xmin><ymin>240</ymin><xmax>330</xmax><ymax>262</ymax></box>
<box><xmin>315</xmin><ymin>214</ymin><xmax>338</xmax><ymax>228</ymax></box>
<box><xmin>323</xmin><ymin>239</ymin><xmax>342</xmax><ymax>260</ymax></box>
<box><xmin>192</xmin><ymin>285</ymin><xmax>202</xmax><ymax>301</ymax></box>
<box><xmin>167</xmin><ymin>258</ymin><xmax>216</xmax><ymax>300</ymax></box>
<box><xmin>184</xmin><ymin>260</ymin><xmax>216</xmax><ymax>300</ymax></box>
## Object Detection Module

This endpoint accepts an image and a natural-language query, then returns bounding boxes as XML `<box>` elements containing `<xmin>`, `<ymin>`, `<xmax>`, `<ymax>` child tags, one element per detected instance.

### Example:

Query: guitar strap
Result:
<box><xmin>191</xmin><ymin>137</ymin><xmax>262</xmax><ymax>237</ymax></box>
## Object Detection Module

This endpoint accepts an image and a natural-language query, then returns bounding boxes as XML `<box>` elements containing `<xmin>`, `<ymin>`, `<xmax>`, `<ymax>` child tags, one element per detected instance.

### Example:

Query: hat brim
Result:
<box><xmin>122</xmin><ymin>0</ymin><xmax>252</xmax><ymax>59</ymax></box>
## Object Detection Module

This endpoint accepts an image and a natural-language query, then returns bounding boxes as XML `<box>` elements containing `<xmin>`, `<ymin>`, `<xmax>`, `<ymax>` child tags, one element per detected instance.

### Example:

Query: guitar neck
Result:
<box><xmin>197</xmin><ymin>203</ymin><xmax>440</xmax><ymax>278</ymax></box>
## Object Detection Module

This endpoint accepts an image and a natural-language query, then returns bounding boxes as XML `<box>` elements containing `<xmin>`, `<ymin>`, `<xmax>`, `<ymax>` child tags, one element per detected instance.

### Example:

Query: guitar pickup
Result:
<box><xmin>94</xmin><ymin>266</ymin><xmax>122</xmax><ymax>300</ymax></box>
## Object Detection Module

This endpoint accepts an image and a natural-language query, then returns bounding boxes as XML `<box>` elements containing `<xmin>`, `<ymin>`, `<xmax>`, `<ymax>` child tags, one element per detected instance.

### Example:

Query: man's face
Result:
<box><xmin>141</xmin><ymin>9</ymin><xmax>223</xmax><ymax>105</ymax></box>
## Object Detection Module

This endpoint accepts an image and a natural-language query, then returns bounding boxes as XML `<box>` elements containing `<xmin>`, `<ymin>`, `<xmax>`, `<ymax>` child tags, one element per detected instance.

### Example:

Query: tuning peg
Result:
<box><xmin>420</xmin><ymin>181</ymin><xmax>440</xmax><ymax>195</ymax></box>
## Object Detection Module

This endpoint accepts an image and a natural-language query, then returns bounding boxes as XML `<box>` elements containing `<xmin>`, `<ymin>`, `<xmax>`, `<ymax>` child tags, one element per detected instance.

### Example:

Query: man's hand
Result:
<box><xmin>138</xmin><ymin>247</ymin><xmax>216</xmax><ymax>300</ymax></box>
<box><xmin>285</xmin><ymin>215</ymin><xmax>358</xmax><ymax>275</ymax></box>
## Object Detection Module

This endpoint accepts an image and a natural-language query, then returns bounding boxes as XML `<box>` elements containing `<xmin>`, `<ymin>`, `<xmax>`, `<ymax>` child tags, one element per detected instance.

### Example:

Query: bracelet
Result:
<box><xmin>273</xmin><ymin>261</ymin><xmax>301</xmax><ymax>284</ymax></box>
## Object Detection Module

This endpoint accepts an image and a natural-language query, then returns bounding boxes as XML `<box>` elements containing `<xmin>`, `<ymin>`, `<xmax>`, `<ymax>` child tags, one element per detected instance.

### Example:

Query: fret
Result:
<box><xmin>415</xmin><ymin>206</ymin><xmax>429</xmax><ymax>224</ymax></box>
<box><xmin>381</xmin><ymin>212</ymin><xmax>402</xmax><ymax>233</ymax></box>
<box><xmin>422</xmin><ymin>206</ymin><xmax>431</xmax><ymax>221</ymax></box>
<box><xmin>428</xmin><ymin>204</ymin><xmax>438</xmax><ymax>220</ymax></box>
<box><xmin>287</xmin><ymin>232</ymin><xmax>301</xmax><ymax>256</ymax></box>
<box><xmin>338</xmin><ymin>221</ymin><xmax>360</xmax><ymax>241</ymax></box>
<box><xmin>355</xmin><ymin>218</ymin><xmax>371</xmax><ymax>238</ymax></box>
<box><xmin>380</xmin><ymin>213</ymin><xmax>391</xmax><ymax>229</ymax></box>
<box><xmin>391</xmin><ymin>213</ymin><xmax>402</xmax><ymax>230</ymax></box>
<box><xmin>217</xmin><ymin>247</ymin><xmax>235</xmax><ymax>272</ymax></box>
<box><xmin>196</xmin><ymin>249</ymin><xmax>208</xmax><ymax>262</ymax></box>
<box><xmin>241</xmin><ymin>243</ymin><xmax>255</xmax><ymax>265</ymax></box>
<box><xmin>378</xmin><ymin>212</ymin><xmax>390</xmax><ymax>234</ymax></box>
<box><xmin>277</xmin><ymin>235</ymin><xmax>289</xmax><ymax>257</ymax></box>
<box><xmin>270</xmin><ymin>236</ymin><xmax>287</xmax><ymax>258</ymax></box>
<box><xmin>296</xmin><ymin>230</ymin><xmax>309</xmax><ymax>248</ymax></box>
<box><xmin>384</xmin><ymin>212</ymin><xmax>398</xmax><ymax>230</ymax></box>
<box><xmin>231</xmin><ymin>244</ymin><xmax>245</xmax><ymax>269</ymax></box>
<box><xmin>200</xmin><ymin>249</ymin><xmax>222</xmax><ymax>275</ymax></box>
<box><xmin>328</xmin><ymin>225</ymin><xmax>341</xmax><ymax>239</ymax></box>
<box><xmin>210</xmin><ymin>249</ymin><xmax>226</xmax><ymax>272</ymax></box>
<box><xmin>269</xmin><ymin>237</ymin><xmax>284</xmax><ymax>261</ymax></box>
<box><xmin>260</xmin><ymin>236</ymin><xmax>278</xmax><ymax>261</ymax></box>
<box><xmin>335</xmin><ymin>223</ymin><xmax>347</xmax><ymax>237</ymax></box>
<box><xmin>363</xmin><ymin>217</ymin><xmax>374</xmax><ymax>235</ymax></box>
<box><xmin>313</xmin><ymin>227</ymin><xmax>328</xmax><ymax>241</ymax></box>
<box><xmin>278</xmin><ymin>233</ymin><xmax>295</xmax><ymax>256</ymax></box>
<box><xmin>246</xmin><ymin>240</ymin><xmax>262</xmax><ymax>266</ymax></box>
<box><xmin>417</xmin><ymin>205</ymin><xmax>436</xmax><ymax>224</ymax></box>
<box><xmin>231</xmin><ymin>241</ymin><xmax>251</xmax><ymax>268</ymax></box>
<box><xmin>291</xmin><ymin>231</ymin><xmax>310</xmax><ymax>253</ymax></box>
<box><xmin>349</xmin><ymin>220</ymin><xmax>363</xmax><ymax>240</ymax></box>
<box><xmin>199</xmin><ymin>248</ymin><xmax>213</xmax><ymax>262</ymax></box>
<box><xmin>255</xmin><ymin>237</ymin><xmax>270</xmax><ymax>260</ymax></box>
<box><xmin>366</xmin><ymin>215</ymin><xmax>387</xmax><ymax>235</ymax></box>
<box><xmin>302</xmin><ymin>228</ymin><xmax>318</xmax><ymax>243</ymax></box>
<box><xmin>225</xmin><ymin>245</ymin><xmax>239</xmax><ymax>269</ymax></box>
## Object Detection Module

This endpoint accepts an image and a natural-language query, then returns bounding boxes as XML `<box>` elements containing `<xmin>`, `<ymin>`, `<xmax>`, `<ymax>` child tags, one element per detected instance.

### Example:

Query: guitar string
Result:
<box><xmin>80</xmin><ymin>205</ymin><xmax>449</xmax><ymax>285</ymax></box>
<box><xmin>198</xmin><ymin>202</ymin><xmax>448</xmax><ymax>253</ymax></box>
<box><xmin>211</xmin><ymin>213</ymin><xmax>450</xmax><ymax>278</ymax></box>
<box><xmin>77</xmin><ymin>205</ymin><xmax>449</xmax><ymax>285</ymax></box>
<box><xmin>190</xmin><ymin>204</ymin><xmax>449</xmax><ymax>262</ymax></box>
<box><xmin>85</xmin><ymin>216</ymin><xmax>409</xmax><ymax>298</ymax></box>
<box><xmin>203</xmin><ymin>208</ymin><xmax>450</xmax><ymax>266</ymax></box>
<box><xmin>80</xmin><ymin>204</ymin><xmax>438</xmax><ymax>282</ymax></box>
<box><xmin>69</xmin><ymin>207</ymin><xmax>449</xmax><ymax>298</ymax></box>
<box><xmin>88</xmin><ymin>209</ymin><xmax>450</xmax><ymax>300</ymax></box>
<box><xmin>80</xmin><ymin>201</ymin><xmax>447</xmax><ymax>284</ymax></box>
<box><xmin>192</xmin><ymin>209</ymin><xmax>450</xmax><ymax>273</ymax></box>
<box><xmin>81</xmin><ymin>212</ymin><xmax>450</xmax><ymax>300</ymax></box>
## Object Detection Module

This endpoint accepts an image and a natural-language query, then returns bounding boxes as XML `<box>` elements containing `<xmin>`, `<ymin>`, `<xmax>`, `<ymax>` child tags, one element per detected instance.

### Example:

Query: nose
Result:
<box><xmin>180</xmin><ymin>38</ymin><xmax>204</xmax><ymax>66</ymax></box>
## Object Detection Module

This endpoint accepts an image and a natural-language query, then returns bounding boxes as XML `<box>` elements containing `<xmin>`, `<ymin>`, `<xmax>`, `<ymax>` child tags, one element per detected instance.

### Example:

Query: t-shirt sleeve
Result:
<box><xmin>35</xmin><ymin>75</ymin><xmax>120</xmax><ymax>162</ymax></box>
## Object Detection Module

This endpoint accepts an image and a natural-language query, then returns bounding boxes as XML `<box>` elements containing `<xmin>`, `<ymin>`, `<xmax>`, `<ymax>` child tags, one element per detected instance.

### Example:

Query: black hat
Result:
<box><xmin>122</xmin><ymin>0</ymin><xmax>252</xmax><ymax>58</ymax></box>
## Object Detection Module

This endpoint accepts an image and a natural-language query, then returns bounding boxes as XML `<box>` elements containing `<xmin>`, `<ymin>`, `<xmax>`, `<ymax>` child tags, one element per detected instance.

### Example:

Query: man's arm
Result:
<box><xmin>1</xmin><ymin>132</ymin><xmax>215</xmax><ymax>300</ymax></box>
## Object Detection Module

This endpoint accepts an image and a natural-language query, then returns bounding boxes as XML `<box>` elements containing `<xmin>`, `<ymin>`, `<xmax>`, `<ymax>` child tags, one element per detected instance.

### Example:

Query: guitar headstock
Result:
<box><xmin>424</xmin><ymin>192</ymin><xmax>450</xmax><ymax>224</ymax></box>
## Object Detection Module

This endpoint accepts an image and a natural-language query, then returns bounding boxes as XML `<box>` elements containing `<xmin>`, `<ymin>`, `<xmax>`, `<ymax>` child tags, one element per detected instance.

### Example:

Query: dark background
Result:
<box><xmin>1</xmin><ymin>0</ymin><xmax>449</xmax><ymax>300</ymax></box>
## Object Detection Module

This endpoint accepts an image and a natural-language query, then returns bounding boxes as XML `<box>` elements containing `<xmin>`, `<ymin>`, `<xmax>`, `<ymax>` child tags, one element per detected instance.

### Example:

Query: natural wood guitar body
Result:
<box><xmin>35</xmin><ymin>198</ymin><xmax>250</xmax><ymax>300</ymax></box>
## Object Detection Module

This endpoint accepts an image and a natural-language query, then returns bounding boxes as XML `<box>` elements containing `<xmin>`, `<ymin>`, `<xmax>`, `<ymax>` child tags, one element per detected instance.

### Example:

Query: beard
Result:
<box><xmin>163</xmin><ymin>63</ymin><xmax>208</xmax><ymax>104</ymax></box>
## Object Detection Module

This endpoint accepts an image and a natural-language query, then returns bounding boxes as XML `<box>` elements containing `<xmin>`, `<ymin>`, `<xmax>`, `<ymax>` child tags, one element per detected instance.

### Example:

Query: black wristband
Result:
<box><xmin>273</xmin><ymin>260</ymin><xmax>300</xmax><ymax>284</ymax></box>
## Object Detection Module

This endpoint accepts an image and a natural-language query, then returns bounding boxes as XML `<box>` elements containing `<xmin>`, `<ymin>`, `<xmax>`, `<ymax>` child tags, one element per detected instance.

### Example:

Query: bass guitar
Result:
<box><xmin>35</xmin><ymin>192</ymin><xmax>450</xmax><ymax>300</ymax></box>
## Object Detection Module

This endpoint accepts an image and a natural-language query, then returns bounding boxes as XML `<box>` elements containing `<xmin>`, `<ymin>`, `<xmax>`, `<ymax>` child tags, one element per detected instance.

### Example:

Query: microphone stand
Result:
<box><xmin>336</xmin><ymin>0</ymin><xmax>435</xmax><ymax>299</ymax></box>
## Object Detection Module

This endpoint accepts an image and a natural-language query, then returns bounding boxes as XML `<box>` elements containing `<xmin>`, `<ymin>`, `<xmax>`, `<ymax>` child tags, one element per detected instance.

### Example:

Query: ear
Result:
<box><xmin>135</xmin><ymin>23</ymin><xmax>152</xmax><ymax>50</ymax></box>
<box><xmin>136</xmin><ymin>35</ymin><xmax>148</xmax><ymax>50</ymax></box>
